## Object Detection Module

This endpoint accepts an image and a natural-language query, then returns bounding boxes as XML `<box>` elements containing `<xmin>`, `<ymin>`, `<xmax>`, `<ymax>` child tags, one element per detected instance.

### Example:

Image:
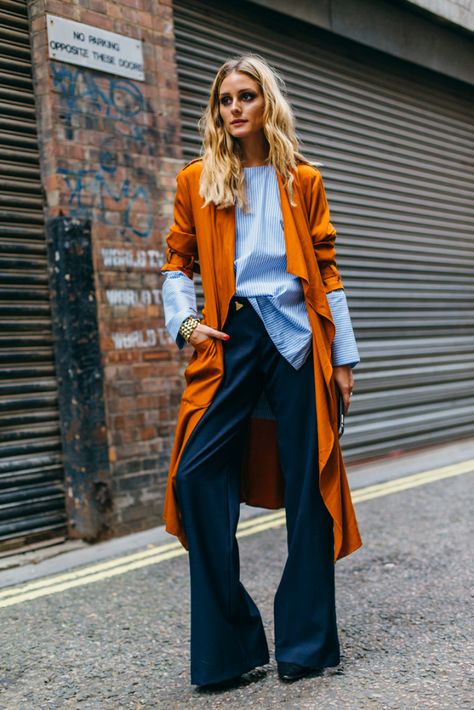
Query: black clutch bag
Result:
<box><xmin>337</xmin><ymin>389</ymin><xmax>345</xmax><ymax>437</ymax></box>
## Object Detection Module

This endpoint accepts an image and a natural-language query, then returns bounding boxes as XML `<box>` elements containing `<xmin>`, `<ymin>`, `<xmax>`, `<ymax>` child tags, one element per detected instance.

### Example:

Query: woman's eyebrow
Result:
<box><xmin>219</xmin><ymin>88</ymin><xmax>256</xmax><ymax>98</ymax></box>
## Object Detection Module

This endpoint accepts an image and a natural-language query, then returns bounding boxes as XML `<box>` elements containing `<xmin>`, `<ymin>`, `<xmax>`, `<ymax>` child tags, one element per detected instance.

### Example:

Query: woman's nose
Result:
<box><xmin>231</xmin><ymin>100</ymin><xmax>241</xmax><ymax>114</ymax></box>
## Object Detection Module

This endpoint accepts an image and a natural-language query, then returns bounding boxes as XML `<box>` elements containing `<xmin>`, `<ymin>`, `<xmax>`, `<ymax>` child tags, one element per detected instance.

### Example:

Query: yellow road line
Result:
<box><xmin>237</xmin><ymin>516</ymin><xmax>285</xmax><ymax>538</ymax></box>
<box><xmin>0</xmin><ymin>548</ymin><xmax>186</xmax><ymax>608</ymax></box>
<box><xmin>0</xmin><ymin>459</ymin><xmax>472</xmax><ymax>609</ymax></box>
<box><xmin>0</xmin><ymin>516</ymin><xmax>287</xmax><ymax>601</ymax></box>
<box><xmin>237</xmin><ymin>510</ymin><xmax>285</xmax><ymax>529</ymax></box>
<box><xmin>351</xmin><ymin>459</ymin><xmax>474</xmax><ymax>502</ymax></box>
<box><xmin>0</xmin><ymin>541</ymin><xmax>183</xmax><ymax>600</ymax></box>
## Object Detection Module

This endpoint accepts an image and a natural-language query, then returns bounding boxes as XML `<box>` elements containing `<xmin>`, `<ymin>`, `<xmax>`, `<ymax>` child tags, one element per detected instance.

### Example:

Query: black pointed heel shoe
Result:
<box><xmin>197</xmin><ymin>674</ymin><xmax>243</xmax><ymax>690</ymax></box>
<box><xmin>277</xmin><ymin>661</ymin><xmax>322</xmax><ymax>682</ymax></box>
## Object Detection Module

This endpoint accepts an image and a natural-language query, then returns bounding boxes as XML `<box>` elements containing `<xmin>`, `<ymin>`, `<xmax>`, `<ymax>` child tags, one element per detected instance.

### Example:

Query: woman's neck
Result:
<box><xmin>239</xmin><ymin>134</ymin><xmax>269</xmax><ymax>167</ymax></box>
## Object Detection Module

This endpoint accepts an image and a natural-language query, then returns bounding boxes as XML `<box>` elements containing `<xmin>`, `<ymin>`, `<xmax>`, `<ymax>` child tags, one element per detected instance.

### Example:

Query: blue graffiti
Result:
<box><xmin>51</xmin><ymin>63</ymin><xmax>155</xmax><ymax>238</ymax></box>
<box><xmin>51</xmin><ymin>63</ymin><xmax>149</xmax><ymax>142</ymax></box>
<box><xmin>58</xmin><ymin>167</ymin><xmax>153</xmax><ymax>239</ymax></box>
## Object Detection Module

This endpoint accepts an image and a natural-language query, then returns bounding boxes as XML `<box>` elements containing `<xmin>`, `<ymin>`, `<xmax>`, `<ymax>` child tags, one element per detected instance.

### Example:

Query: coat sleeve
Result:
<box><xmin>161</xmin><ymin>170</ymin><xmax>199</xmax><ymax>280</ymax></box>
<box><xmin>306</xmin><ymin>170</ymin><xmax>343</xmax><ymax>293</ymax></box>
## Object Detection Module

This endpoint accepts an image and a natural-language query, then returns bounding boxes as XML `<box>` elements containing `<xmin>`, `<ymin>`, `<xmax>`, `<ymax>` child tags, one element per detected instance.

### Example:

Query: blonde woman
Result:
<box><xmin>161</xmin><ymin>54</ymin><xmax>362</xmax><ymax>689</ymax></box>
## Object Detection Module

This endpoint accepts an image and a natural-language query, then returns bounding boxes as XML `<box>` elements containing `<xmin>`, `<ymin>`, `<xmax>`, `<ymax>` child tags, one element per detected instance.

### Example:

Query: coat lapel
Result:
<box><xmin>214</xmin><ymin>204</ymin><xmax>236</xmax><ymax>328</ymax></box>
<box><xmin>276</xmin><ymin>171</ymin><xmax>309</xmax><ymax>283</ymax></box>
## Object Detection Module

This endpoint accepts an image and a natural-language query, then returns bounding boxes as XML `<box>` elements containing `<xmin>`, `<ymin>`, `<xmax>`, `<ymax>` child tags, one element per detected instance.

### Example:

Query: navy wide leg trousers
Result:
<box><xmin>175</xmin><ymin>298</ymin><xmax>340</xmax><ymax>686</ymax></box>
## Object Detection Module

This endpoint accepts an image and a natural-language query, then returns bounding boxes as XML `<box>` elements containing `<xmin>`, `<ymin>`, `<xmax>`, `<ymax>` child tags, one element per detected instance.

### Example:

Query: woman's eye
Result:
<box><xmin>219</xmin><ymin>92</ymin><xmax>256</xmax><ymax>106</ymax></box>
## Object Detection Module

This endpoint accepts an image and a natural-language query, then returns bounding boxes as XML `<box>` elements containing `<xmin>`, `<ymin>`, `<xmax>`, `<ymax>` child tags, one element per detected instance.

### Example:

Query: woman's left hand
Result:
<box><xmin>333</xmin><ymin>365</ymin><xmax>354</xmax><ymax>414</ymax></box>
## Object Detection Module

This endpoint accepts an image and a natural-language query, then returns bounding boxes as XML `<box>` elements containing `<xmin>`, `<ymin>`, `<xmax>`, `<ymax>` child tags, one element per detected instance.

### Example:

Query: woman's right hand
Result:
<box><xmin>188</xmin><ymin>323</ymin><xmax>230</xmax><ymax>348</ymax></box>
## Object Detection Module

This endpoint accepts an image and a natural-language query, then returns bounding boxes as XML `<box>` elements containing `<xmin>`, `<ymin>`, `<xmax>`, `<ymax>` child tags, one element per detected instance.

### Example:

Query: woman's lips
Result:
<box><xmin>231</xmin><ymin>120</ymin><xmax>247</xmax><ymax>125</ymax></box>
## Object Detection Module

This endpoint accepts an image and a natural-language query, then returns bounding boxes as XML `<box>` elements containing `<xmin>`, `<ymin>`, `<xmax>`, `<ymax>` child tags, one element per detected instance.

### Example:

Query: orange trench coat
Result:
<box><xmin>161</xmin><ymin>158</ymin><xmax>362</xmax><ymax>562</ymax></box>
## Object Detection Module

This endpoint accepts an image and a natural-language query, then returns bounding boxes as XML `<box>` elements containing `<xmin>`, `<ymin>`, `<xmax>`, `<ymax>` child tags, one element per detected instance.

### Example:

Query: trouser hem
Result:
<box><xmin>192</xmin><ymin>652</ymin><xmax>270</xmax><ymax>687</ymax></box>
<box><xmin>275</xmin><ymin>651</ymin><xmax>340</xmax><ymax>670</ymax></box>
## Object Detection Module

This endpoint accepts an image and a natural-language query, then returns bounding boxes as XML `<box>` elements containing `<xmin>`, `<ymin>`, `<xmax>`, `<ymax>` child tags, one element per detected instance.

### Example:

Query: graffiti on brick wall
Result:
<box><xmin>105</xmin><ymin>289</ymin><xmax>161</xmax><ymax>306</ymax></box>
<box><xmin>100</xmin><ymin>247</ymin><xmax>162</xmax><ymax>269</ymax></box>
<box><xmin>100</xmin><ymin>247</ymin><xmax>173</xmax><ymax>349</ymax></box>
<box><xmin>110</xmin><ymin>328</ymin><xmax>171</xmax><ymax>350</ymax></box>
<box><xmin>52</xmin><ymin>63</ymin><xmax>150</xmax><ymax>141</ymax></box>
<box><xmin>52</xmin><ymin>63</ymin><xmax>155</xmax><ymax>238</ymax></box>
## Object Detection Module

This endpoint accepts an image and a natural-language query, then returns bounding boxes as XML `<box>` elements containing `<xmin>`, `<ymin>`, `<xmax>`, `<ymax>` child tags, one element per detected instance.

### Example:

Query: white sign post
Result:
<box><xmin>47</xmin><ymin>15</ymin><xmax>145</xmax><ymax>81</ymax></box>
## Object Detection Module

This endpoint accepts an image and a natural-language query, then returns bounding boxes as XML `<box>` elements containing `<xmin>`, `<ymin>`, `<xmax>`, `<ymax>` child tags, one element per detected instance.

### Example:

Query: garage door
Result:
<box><xmin>173</xmin><ymin>0</ymin><xmax>474</xmax><ymax>461</ymax></box>
<box><xmin>0</xmin><ymin>0</ymin><xmax>66</xmax><ymax>552</ymax></box>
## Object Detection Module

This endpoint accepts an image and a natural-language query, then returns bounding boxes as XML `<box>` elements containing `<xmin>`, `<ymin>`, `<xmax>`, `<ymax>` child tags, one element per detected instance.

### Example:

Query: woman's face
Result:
<box><xmin>218</xmin><ymin>71</ymin><xmax>265</xmax><ymax>141</ymax></box>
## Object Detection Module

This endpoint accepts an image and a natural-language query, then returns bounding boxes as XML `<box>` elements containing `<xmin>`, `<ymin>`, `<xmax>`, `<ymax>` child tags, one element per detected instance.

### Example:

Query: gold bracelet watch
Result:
<box><xmin>179</xmin><ymin>316</ymin><xmax>200</xmax><ymax>342</ymax></box>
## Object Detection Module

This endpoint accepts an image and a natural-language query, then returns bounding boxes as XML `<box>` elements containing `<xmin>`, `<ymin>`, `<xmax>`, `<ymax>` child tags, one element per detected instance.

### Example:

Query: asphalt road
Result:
<box><xmin>1</xmin><ymin>466</ymin><xmax>473</xmax><ymax>709</ymax></box>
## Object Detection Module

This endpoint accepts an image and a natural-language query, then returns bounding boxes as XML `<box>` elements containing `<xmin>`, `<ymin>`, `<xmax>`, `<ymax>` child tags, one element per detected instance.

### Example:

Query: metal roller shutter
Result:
<box><xmin>173</xmin><ymin>0</ymin><xmax>474</xmax><ymax>461</ymax></box>
<box><xmin>0</xmin><ymin>0</ymin><xmax>66</xmax><ymax>551</ymax></box>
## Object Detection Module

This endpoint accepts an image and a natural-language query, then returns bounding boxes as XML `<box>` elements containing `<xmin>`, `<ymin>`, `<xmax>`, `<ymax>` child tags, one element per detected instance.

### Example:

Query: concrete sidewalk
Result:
<box><xmin>1</xmin><ymin>436</ymin><xmax>474</xmax><ymax>590</ymax></box>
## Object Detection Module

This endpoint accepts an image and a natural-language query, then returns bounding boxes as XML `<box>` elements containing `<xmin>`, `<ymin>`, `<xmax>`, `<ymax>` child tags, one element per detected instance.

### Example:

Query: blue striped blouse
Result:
<box><xmin>162</xmin><ymin>165</ymin><xmax>360</xmax><ymax>369</ymax></box>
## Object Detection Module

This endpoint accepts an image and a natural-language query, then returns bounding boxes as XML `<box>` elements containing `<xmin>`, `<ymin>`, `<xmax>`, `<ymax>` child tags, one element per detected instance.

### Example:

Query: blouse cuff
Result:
<box><xmin>162</xmin><ymin>271</ymin><xmax>198</xmax><ymax>348</ymax></box>
<box><xmin>326</xmin><ymin>289</ymin><xmax>360</xmax><ymax>368</ymax></box>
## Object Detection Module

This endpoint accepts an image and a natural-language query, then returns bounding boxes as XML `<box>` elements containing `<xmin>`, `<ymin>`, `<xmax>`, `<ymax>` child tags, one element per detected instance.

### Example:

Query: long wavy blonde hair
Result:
<box><xmin>199</xmin><ymin>54</ymin><xmax>310</xmax><ymax>209</ymax></box>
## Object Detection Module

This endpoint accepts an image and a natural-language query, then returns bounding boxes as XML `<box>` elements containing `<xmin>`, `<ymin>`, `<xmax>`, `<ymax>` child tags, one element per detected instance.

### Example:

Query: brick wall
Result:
<box><xmin>29</xmin><ymin>0</ymin><xmax>188</xmax><ymax>537</ymax></box>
